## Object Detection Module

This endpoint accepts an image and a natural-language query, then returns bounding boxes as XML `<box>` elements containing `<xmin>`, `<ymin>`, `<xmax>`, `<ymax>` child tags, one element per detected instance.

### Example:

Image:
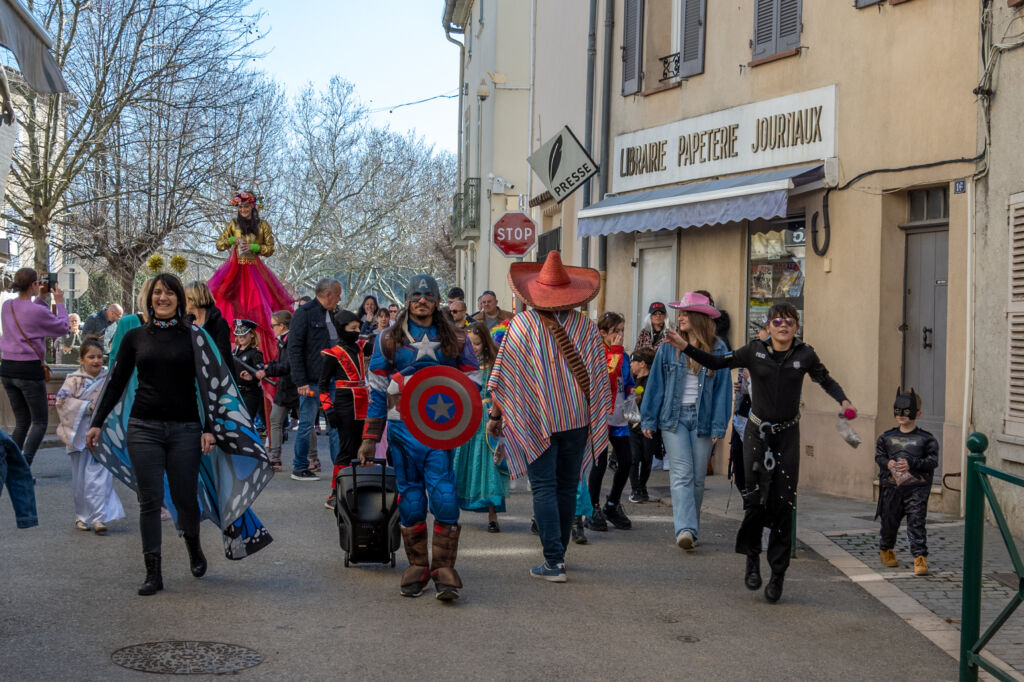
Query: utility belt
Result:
<box><xmin>748</xmin><ymin>412</ymin><xmax>800</xmax><ymax>476</ymax></box>
<box><xmin>334</xmin><ymin>379</ymin><xmax>364</xmax><ymax>390</ymax></box>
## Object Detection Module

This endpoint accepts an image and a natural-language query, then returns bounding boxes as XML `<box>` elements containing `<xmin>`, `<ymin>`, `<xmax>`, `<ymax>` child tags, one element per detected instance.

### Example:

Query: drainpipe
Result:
<box><xmin>597</xmin><ymin>0</ymin><xmax>615</xmax><ymax>314</ymax></box>
<box><xmin>526</xmin><ymin>0</ymin><xmax>536</xmax><ymax>207</ymax></box>
<box><xmin>960</xmin><ymin>178</ymin><xmax>976</xmax><ymax>516</ymax></box>
<box><xmin>581</xmin><ymin>0</ymin><xmax>598</xmax><ymax>268</ymax></box>
<box><xmin>443</xmin><ymin>2</ymin><xmax>466</xmax><ymax>292</ymax></box>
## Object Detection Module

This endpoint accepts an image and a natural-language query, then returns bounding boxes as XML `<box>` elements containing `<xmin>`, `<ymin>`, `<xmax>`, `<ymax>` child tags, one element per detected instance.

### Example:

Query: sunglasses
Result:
<box><xmin>651</xmin><ymin>311</ymin><xmax>666</xmax><ymax>316</ymax></box>
<box><xmin>771</xmin><ymin>317</ymin><xmax>797</xmax><ymax>328</ymax></box>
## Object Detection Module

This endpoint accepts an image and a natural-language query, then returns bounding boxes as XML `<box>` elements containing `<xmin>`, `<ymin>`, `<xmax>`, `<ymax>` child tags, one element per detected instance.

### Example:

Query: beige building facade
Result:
<box><xmin>972</xmin><ymin>0</ymin><xmax>1024</xmax><ymax>531</ymax></box>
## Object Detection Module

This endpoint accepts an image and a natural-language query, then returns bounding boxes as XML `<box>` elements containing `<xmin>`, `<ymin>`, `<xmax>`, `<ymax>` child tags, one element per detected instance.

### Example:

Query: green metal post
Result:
<box><xmin>960</xmin><ymin>433</ymin><xmax>989</xmax><ymax>682</ymax></box>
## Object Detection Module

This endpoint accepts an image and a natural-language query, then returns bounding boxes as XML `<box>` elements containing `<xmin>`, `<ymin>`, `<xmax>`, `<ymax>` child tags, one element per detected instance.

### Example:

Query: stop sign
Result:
<box><xmin>492</xmin><ymin>212</ymin><xmax>537</xmax><ymax>258</ymax></box>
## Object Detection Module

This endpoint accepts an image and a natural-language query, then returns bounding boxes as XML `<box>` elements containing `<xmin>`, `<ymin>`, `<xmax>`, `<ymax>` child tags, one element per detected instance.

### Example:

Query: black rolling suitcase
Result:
<box><xmin>334</xmin><ymin>463</ymin><xmax>401</xmax><ymax>567</ymax></box>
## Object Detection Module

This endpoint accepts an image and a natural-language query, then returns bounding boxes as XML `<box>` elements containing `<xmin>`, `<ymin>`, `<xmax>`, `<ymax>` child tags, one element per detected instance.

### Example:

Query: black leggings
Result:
<box><xmin>126</xmin><ymin>419</ymin><xmax>203</xmax><ymax>554</ymax></box>
<box><xmin>628</xmin><ymin>428</ymin><xmax>661</xmax><ymax>490</ymax></box>
<box><xmin>1</xmin><ymin>376</ymin><xmax>48</xmax><ymax>466</ymax></box>
<box><xmin>589</xmin><ymin>434</ymin><xmax>632</xmax><ymax>507</ymax></box>
<box><xmin>879</xmin><ymin>485</ymin><xmax>929</xmax><ymax>556</ymax></box>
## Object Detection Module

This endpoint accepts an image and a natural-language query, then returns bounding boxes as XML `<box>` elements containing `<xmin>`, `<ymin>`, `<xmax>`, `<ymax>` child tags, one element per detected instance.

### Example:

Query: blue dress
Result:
<box><xmin>453</xmin><ymin>367</ymin><xmax>509</xmax><ymax>512</ymax></box>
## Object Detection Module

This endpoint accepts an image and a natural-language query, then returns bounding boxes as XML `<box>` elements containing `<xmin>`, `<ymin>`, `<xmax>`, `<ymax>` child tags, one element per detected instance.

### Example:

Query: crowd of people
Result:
<box><xmin>0</xmin><ymin>194</ymin><xmax>940</xmax><ymax>607</ymax></box>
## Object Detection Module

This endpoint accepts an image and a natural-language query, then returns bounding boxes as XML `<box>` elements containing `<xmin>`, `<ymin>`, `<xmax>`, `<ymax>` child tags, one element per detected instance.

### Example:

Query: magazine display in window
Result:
<box><xmin>747</xmin><ymin>217</ymin><xmax>806</xmax><ymax>339</ymax></box>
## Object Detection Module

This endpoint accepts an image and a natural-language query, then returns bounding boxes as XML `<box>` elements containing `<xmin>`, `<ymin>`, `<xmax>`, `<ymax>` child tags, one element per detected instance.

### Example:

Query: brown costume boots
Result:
<box><xmin>400</xmin><ymin>523</ymin><xmax>431</xmax><ymax>598</ymax></box>
<box><xmin>430</xmin><ymin>522</ymin><xmax>463</xmax><ymax>601</ymax></box>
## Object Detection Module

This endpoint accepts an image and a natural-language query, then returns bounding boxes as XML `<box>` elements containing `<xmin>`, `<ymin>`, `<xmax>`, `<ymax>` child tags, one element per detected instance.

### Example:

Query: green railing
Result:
<box><xmin>960</xmin><ymin>432</ymin><xmax>1024</xmax><ymax>681</ymax></box>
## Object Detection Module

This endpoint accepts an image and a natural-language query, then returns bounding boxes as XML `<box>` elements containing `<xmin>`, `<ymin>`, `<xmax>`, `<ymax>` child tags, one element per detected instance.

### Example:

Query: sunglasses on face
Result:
<box><xmin>651</xmin><ymin>311</ymin><xmax>666</xmax><ymax>316</ymax></box>
<box><xmin>771</xmin><ymin>317</ymin><xmax>796</xmax><ymax>328</ymax></box>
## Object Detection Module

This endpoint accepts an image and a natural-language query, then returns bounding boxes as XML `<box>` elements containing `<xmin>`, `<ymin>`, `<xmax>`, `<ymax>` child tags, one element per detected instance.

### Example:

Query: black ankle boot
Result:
<box><xmin>745</xmin><ymin>554</ymin><xmax>762</xmax><ymax>590</ymax></box>
<box><xmin>139</xmin><ymin>552</ymin><xmax>163</xmax><ymax>596</ymax></box>
<box><xmin>184</xmin><ymin>535</ymin><xmax>207</xmax><ymax>578</ymax></box>
<box><xmin>764</xmin><ymin>572</ymin><xmax>785</xmax><ymax>603</ymax></box>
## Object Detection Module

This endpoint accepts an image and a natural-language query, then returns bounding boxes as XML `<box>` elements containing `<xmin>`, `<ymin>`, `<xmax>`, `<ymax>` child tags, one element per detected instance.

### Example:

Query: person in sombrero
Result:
<box><xmin>486</xmin><ymin>251</ymin><xmax>613</xmax><ymax>583</ymax></box>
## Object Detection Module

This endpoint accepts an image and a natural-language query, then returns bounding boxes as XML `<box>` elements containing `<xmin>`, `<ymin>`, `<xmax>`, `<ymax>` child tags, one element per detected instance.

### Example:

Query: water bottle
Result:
<box><xmin>836</xmin><ymin>408</ymin><xmax>862</xmax><ymax>448</ymax></box>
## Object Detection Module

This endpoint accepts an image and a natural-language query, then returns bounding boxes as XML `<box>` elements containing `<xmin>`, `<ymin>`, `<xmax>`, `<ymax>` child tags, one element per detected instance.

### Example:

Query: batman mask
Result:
<box><xmin>893</xmin><ymin>387</ymin><xmax>919</xmax><ymax>418</ymax></box>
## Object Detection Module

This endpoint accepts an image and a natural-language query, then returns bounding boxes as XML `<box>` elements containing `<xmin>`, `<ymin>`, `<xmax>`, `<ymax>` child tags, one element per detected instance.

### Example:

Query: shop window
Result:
<box><xmin>751</xmin><ymin>0</ymin><xmax>802</xmax><ymax>64</ymax></box>
<box><xmin>906</xmin><ymin>187</ymin><xmax>948</xmax><ymax>224</ymax></box>
<box><xmin>747</xmin><ymin>214</ymin><xmax>805</xmax><ymax>340</ymax></box>
<box><xmin>1006</xmin><ymin>192</ymin><xmax>1024</xmax><ymax>437</ymax></box>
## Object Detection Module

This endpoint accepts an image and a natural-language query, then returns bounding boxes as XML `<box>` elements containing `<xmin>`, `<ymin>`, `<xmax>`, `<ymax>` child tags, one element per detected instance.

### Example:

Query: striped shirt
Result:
<box><xmin>487</xmin><ymin>309</ymin><xmax>611</xmax><ymax>479</ymax></box>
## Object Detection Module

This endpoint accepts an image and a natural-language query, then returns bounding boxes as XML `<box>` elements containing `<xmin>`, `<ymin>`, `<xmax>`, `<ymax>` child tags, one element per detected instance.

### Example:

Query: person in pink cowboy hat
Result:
<box><xmin>639</xmin><ymin>292</ymin><xmax>731</xmax><ymax>554</ymax></box>
<box><xmin>486</xmin><ymin>251</ymin><xmax>612</xmax><ymax>583</ymax></box>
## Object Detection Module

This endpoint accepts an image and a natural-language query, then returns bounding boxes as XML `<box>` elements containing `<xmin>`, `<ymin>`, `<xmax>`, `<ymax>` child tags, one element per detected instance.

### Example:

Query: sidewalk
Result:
<box><xmin>649</xmin><ymin>468</ymin><xmax>1024</xmax><ymax>680</ymax></box>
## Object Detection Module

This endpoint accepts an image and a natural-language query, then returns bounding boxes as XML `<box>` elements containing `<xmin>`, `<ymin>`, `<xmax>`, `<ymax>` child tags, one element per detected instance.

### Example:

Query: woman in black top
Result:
<box><xmin>184</xmin><ymin>280</ymin><xmax>234</xmax><ymax>374</ymax></box>
<box><xmin>86</xmin><ymin>274</ymin><xmax>216</xmax><ymax>596</ymax></box>
<box><xmin>669</xmin><ymin>302</ymin><xmax>855</xmax><ymax>603</ymax></box>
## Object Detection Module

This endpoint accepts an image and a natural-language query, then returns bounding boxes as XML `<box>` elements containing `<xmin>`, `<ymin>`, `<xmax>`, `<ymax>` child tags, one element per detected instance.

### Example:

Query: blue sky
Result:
<box><xmin>250</xmin><ymin>0</ymin><xmax>459</xmax><ymax>153</ymax></box>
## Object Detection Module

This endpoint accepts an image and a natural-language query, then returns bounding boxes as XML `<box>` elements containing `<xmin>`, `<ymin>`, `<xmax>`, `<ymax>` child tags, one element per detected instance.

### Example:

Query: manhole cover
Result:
<box><xmin>111</xmin><ymin>641</ymin><xmax>263</xmax><ymax>674</ymax></box>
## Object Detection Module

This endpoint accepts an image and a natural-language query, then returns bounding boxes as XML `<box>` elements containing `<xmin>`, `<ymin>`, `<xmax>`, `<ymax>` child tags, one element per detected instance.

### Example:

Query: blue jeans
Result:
<box><xmin>527</xmin><ymin>427</ymin><xmax>588</xmax><ymax>566</ymax></box>
<box><xmin>661</xmin><ymin>404</ymin><xmax>713</xmax><ymax>540</ymax></box>
<box><xmin>0</xmin><ymin>429</ymin><xmax>37</xmax><ymax>528</ymax></box>
<box><xmin>292</xmin><ymin>392</ymin><xmax>338</xmax><ymax>473</ymax></box>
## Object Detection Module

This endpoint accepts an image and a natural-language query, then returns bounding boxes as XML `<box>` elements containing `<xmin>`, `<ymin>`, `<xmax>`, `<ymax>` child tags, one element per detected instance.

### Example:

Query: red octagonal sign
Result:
<box><xmin>492</xmin><ymin>211</ymin><xmax>537</xmax><ymax>258</ymax></box>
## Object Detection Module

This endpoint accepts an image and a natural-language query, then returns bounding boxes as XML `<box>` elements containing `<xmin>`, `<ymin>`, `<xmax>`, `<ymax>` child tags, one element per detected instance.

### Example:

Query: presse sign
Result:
<box><xmin>528</xmin><ymin>126</ymin><xmax>599</xmax><ymax>204</ymax></box>
<box><xmin>612</xmin><ymin>85</ymin><xmax>836</xmax><ymax>194</ymax></box>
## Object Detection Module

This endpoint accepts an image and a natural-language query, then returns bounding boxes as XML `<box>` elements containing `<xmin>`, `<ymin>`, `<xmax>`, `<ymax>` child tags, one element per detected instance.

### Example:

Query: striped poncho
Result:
<box><xmin>487</xmin><ymin>309</ymin><xmax>611</xmax><ymax>479</ymax></box>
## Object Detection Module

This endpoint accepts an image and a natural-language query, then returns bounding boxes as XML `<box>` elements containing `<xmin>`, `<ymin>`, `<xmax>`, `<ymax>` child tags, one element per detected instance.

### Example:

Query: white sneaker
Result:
<box><xmin>676</xmin><ymin>530</ymin><xmax>694</xmax><ymax>550</ymax></box>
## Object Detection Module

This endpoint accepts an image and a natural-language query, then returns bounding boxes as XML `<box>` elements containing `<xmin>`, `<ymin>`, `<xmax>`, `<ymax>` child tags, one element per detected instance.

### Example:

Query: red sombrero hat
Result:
<box><xmin>508</xmin><ymin>251</ymin><xmax>601</xmax><ymax>311</ymax></box>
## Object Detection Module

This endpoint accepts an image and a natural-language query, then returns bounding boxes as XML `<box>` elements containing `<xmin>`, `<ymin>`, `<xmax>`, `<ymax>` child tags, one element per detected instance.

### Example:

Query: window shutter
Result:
<box><xmin>679</xmin><ymin>0</ymin><xmax>706</xmax><ymax>78</ymax></box>
<box><xmin>855</xmin><ymin>0</ymin><xmax>882</xmax><ymax>7</ymax></box>
<box><xmin>752</xmin><ymin>0</ymin><xmax>777</xmax><ymax>60</ymax></box>
<box><xmin>777</xmin><ymin>0</ymin><xmax>801</xmax><ymax>53</ymax></box>
<box><xmin>1006</xmin><ymin>194</ymin><xmax>1024</xmax><ymax>437</ymax></box>
<box><xmin>622</xmin><ymin>0</ymin><xmax>644</xmax><ymax>96</ymax></box>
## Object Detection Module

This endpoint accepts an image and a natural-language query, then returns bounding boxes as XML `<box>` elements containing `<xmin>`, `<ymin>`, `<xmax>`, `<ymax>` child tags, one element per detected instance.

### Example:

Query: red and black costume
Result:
<box><xmin>318</xmin><ymin>309</ymin><xmax>368</xmax><ymax>491</ymax></box>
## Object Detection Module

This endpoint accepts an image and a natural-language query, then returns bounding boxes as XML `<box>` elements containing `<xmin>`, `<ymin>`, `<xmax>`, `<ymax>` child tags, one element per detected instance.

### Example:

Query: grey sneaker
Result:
<box><xmin>530</xmin><ymin>562</ymin><xmax>567</xmax><ymax>582</ymax></box>
<box><xmin>676</xmin><ymin>530</ymin><xmax>695</xmax><ymax>550</ymax></box>
<box><xmin>290</xmin><ymin>470</ymin><xmax>320</xmax><ymax>482</ymax></box>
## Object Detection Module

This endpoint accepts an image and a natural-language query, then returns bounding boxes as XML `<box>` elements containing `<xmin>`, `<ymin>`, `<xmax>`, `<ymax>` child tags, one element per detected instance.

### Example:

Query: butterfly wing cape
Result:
<box><xmin>84</xmin><ymin>315</ymin><xmax>274</xmax><ymax>559</ymax></box>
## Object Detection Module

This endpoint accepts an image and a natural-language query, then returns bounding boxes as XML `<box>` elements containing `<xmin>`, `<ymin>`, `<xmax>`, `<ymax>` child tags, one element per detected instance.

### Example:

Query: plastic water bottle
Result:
<box><xmin>836</xmin><ymin>409</ymin><xmax>862</xmax><ymax>448</ymax></box>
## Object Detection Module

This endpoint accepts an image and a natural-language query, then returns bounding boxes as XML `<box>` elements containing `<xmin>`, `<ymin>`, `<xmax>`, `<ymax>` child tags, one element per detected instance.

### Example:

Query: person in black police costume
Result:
<box><xmin>233</xmin><ymin>319</ymin><xmax>266</xmax><ymax>434</ymax></box>
<box><xmin>875</xmin><ymin>387</ymin><xmax>938</xmax><ymax>577</ymax></box>
<box><xmin>665</xmin><ymin>301</ymin><xmax>856</xmax><ymax>603</ymax></box>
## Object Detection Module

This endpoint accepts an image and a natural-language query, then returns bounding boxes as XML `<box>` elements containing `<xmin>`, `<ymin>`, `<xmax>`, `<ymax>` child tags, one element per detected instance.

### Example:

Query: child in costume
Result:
<box><xmin>875</xmin><ymin>387</ymin><xmax>939</xmax><ymax>576</ymax></box>
<box><xmin>233</xmin><ymin>319</ymin><xmax>266</xmax><ymax>434</ymax></box>
<box><xmin>260</xmin><ymin>310</ymin><xmax>298</xmax><ymax>471</ymax></box>
<box><xmin>56</xmin><ymin>339</ymin><xmax>125</xmax><ymax>534</ymax></box>
<box><xmin>453</xmin><ymin>322</ymin><xmax>509</xmax><ymax>532</ymax></box>
<box><xmin>627</xmin><ymin>346</ymin><xmax>656</xmax><ymax>503</ymax></box>
<box><xmin>358</xmin><ymin>274</ymin><xmax>480</xmax><ymax>601</ymax></box>
<box><xmin>319</xmin><ymin>309</ymin><xmax>369</xmax><ymax>511</ymax></box>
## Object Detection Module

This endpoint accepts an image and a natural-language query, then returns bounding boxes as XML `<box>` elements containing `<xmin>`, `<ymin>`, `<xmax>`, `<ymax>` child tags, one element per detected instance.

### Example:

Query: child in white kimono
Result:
<box><xmin>56</xmin><ymin>339</ymin><xmax>124</xmax><ymax>533</ymax></box>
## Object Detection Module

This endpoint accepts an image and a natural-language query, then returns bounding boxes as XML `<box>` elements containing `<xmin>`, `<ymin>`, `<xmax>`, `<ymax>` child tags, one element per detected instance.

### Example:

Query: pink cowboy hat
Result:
<box><xmin>669</xmin><ymin>292</ymin><xmax>720</xmax><ymax>319</ymax></box>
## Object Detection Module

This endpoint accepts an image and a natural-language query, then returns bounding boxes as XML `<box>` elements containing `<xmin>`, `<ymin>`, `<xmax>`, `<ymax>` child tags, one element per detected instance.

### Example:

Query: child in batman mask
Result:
<box><xmin>874</xmin><ymin>387</ymin><xmax>939</xmax><ymax>576</ymax></box>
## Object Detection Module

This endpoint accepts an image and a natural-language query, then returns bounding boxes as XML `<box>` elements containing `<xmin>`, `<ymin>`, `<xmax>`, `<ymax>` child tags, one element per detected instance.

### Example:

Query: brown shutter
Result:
<box><xmin>1007</xmin><ymin>194</ymin><xmax>1024</xmax><ymax>437</ymax></box>
<box><xmin>679</xmin><ymin>0</ymin><xmax>706</xmax><ymax>78</ymax></box>
<box><xmin>622</xmin><ymin>0</ymin><xmax>644</xmax><ymax>95</ymax></box>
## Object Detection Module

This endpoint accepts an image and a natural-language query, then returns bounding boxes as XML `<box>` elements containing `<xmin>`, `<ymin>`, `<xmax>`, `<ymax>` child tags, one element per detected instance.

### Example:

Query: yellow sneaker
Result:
<box><xmin>914</xmin><ymin>555</ymin><xmax>929</xmax><ymax>576</ymax></box>
<box><xmin>880</xmin><ymin>549</ymin><xmax>898</xmax><ymax>567</ymax></box>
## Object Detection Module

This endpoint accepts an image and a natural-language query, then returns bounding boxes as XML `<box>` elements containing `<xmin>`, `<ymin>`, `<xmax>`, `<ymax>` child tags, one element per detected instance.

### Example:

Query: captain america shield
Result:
<box><xmin>400</xmin><ymin>365</ymin><xmax>482</xmax><ymax>450</ymax></box>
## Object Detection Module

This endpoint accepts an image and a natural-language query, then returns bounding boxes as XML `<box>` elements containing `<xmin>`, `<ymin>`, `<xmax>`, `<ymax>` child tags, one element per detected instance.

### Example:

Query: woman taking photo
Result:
<box><xmin>86</xmin><ymin>273</ymin><xmax>273</xmax><ymax>595</ymax></box>
<box><xmin>640</xmin><ymin>292</ymin><xmax>730</xmax><ymax>552</ymax></box>
<box><xmin>358</xmin><ymin>295</ymin><xmax>379</xmax><ymax>337</ymax></box>
<box><xmin>668</xmin><ymin>301</ymin><xmax>855</xmax><ymax>603</ymax></box>
<box><xmin>0</xmin><ymin>267</ymin><xmax>68</xmax><ymax>466</ymax></box>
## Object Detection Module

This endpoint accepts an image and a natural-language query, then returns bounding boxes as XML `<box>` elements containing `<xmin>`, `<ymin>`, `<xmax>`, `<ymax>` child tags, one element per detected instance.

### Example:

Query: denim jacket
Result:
<box><xmin>640</xmin><ymin>337</ymin><xmax>731</xmax><ymax>438</ymax></box>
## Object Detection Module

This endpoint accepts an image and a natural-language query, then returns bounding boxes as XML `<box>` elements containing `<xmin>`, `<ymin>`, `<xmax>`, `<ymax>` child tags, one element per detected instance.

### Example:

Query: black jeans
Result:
<box><xmin>735</xmin><ymin>420</ymin><xmax>800</xmax><ymax>575</ymax></box>
<box><xmin>2</xmin><ymin>377</ymin><xmax>48</xmax><ymax>466</ymax></box>
<box><xmin>588</xmin><ymin>434</ymin><xmax>632</xmax><ymax>507</ymax></box>
<box><xmin>628</xmin><ymin>427</ymin><xmax>661</xmax><ymax>491</ymax></box>
<box><xmin>126</xmin><ymin>419</ymin><xmax>203</xmax><ymax>554</ymax></box>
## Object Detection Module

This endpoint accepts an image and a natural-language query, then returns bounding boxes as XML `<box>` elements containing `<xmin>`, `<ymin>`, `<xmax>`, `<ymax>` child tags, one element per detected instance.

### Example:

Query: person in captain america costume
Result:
<box><xmin>357</xmin><ymin>274</ymin><xmax>480</xmax><ymax>601</ymax></box>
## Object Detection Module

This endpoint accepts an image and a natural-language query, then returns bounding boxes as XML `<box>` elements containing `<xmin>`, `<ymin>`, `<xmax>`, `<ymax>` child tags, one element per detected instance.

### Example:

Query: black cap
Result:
<box><xmin>648</xmin><ymin>302</ymin><xmax>667</xmax><ymax>314</ymax></box>
<box><xmin>233</xmin><ymin>319</ymin><xmax>257</xmax><ymax>336</ymax></box>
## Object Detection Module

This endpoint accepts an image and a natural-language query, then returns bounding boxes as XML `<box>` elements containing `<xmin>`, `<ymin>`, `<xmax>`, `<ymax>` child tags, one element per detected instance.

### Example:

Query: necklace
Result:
<box><xmin>153</xmin><ymin>317</ymin><xmax>179</xmax><ymax>329</ymax></box>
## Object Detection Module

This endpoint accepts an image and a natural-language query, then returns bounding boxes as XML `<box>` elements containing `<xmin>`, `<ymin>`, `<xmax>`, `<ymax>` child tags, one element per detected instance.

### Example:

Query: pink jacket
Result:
<box><xmin>0</xmin><ymin>298</ymin><xmax>68</xmax><ymax>362</ymax></box>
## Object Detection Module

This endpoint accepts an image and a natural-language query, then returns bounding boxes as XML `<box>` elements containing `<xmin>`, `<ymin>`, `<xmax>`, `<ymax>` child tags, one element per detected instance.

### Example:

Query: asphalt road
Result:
<box><xmin>1</xmin><ymin>443</ymin><xmax>957</xmax><ymax>681</ymax></box>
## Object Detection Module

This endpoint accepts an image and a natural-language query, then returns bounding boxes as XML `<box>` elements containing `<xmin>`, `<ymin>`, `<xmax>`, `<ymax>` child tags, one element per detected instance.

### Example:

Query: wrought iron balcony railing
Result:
<box><xmin>660</xmin><ymin>52</ymin><xmax>680</xmax><ymax>82</ymax></box>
